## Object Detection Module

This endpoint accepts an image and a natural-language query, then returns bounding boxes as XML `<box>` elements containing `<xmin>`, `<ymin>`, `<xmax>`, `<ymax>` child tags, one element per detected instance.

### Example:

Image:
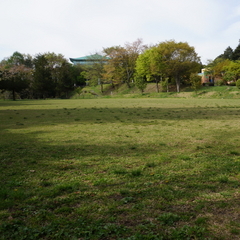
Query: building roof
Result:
<box><xmin>69</xmin><ymin>54</ymin><xmax>109</xmax><ymax>64</ymax></box>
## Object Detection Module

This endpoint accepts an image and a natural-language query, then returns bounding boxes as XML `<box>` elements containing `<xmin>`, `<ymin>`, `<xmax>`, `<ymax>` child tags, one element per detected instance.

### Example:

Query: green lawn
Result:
<box><xmin>0</xmin><ymin>98</ymin><xmax>240</xmax><ymax>239</ymax></box>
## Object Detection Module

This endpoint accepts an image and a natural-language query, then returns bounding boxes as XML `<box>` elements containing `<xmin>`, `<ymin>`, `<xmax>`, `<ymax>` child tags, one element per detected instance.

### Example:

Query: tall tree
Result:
<box><xmin>103</xmin><ymin>39</ymin><xmax>146</xmax><ymax>88</ymax></box>
<box><xmin>44</xmin><ymin>52</ymin><xmax>76</xmax><ymax>98</ymax></box>
<box><xmin>3</xmin><ymin>51</ymin><xmax>33</xmax><ymax>68</ymax></box>
<box><xmin>156</xmin><ymin>40</ymin><xmax>201</xmax><ymax>92</ymax></box>
<box><xmin>0</xmin><ymin>65</ymin><xmax>31</xmax><ymax>100</ymax></box>
<box><xmin>232</xmin><ymin>40</ymin><xmax>240</xmax><ymax>60</ymax></box>
<box><xmin>190</xmin><ymin>73</ymin><xmax>201</xmax><ymax>93</ymax></box>
<box><xmin>223</xmin><ymin>60</ymin><xmax>240</xmax><ymax>82</ymax></box>
<box><xmin>81</xmin><ymin>53</ymin><xmax>108</xmax><ymax>93</ymax></box>
<box><xmin>32</xmin><ymin>53</ymin><xmax>77</xmax><ymax>98</ymax></box>
<box><xmin>135</xmin><ymin>47</ymin><xmax>165</xmax><ymax>93</ymax></box>
<box><xmin>216</xmin><ymin>46</ymin><xmax>233</xmax><ymax>60</ymax></box>
<box><xmin>102</xmin><ymin>46</ymin><xmax>123</xmax><ymax>88</ymax></box>
<box><xmin>33</xmin><ymin>54</ymin><xmax>54</xmax><ymax>98</ymax></box>
<box><xmin>223</xmin><ymin>46</ymin><xmax>233</xmax><ymax>60</ymax></box>
<box><xmin>0</xmin><ymin>52</ymin><xmax>32</xmax><ymax>100</ymax></box>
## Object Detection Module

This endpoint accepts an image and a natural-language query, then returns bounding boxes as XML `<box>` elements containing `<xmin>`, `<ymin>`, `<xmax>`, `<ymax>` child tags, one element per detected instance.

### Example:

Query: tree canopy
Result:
<box><xmin>135</xmin><ymin>40</ymin><xmax>201</xmax><ymax>92</ymax></box>
<box><xmin>103</xmin><ymin>39</ymin><xmax>146</xmax><ymax>88</ymax></box>
<box><xmin>0</xmin><ymin>52</ymin><xmax>83</xmax><ymax>100</ymax></box>
<box><xmin>2</xmin><ymin>38</ymin><xmax>240</xmax><ymax>100</ymax></box>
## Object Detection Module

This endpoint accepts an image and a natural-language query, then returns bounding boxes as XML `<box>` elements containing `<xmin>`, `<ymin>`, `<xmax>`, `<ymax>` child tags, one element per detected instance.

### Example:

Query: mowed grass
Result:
<box><xmin>0</xmin><ymin>98</ymin><xmax>240</xmax><ymax>239</ymax></box>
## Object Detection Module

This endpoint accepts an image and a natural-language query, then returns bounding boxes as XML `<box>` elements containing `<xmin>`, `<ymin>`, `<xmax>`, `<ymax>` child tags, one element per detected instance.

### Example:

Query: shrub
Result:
<box><xmin>161</xmin><ymin>78</ymin><xmax>170</xmax><ymax>92</ymax></box>
<box><xmin>236</xmin><ymin>79</ymin><xmax>240</xmax><ymax>89</ymax></box>
<box><xmin>228</xmin><ymin>81</ymin><xmax>236</xmax><ymax>86</ymax></box>
<box><xmin>189</xmin><ymin>73</ymin><xmax>201</xmax><ymax>93</ymax></box>
<box><xmin>134</xmin><ymin>75</ymin><xmax>147</xmax><ymax>94</ymax></box>
<box><xmin>215</xmin><ymin>79</ymin><xmax>224</xmax><ymax>86</ymax></box>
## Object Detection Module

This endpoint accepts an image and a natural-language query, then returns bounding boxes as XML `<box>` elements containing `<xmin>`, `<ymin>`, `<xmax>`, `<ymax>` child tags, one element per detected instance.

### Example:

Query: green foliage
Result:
<box><xmin>134</xmin><ymin>75</ymin><xmax>147</xmax><ymax>93</ymax></box>
<box><xmin>33</xmin><ymin>54</ymin><xmax>54</xmax><ymax>98</ymax></box>
<box><xmin>135</xmin><ymin>40</ymin><xmax>201</xmax><ymax>93</ymax></box>
<box><xmin>236</xmin><ymin>79</ymin><xmax>240</xmax><ymax>89</ymax></box>
<box><xmin>215</xmin><ymin>79</ymin><xmax>224</xmax><ymax>86</ymax></box>
<box><xmin>0</xmin><ymin>61</ymin><xmax>31</xmax><ymax>100</ymax></box>
<box><xmin>80</xmin><ymin>53</ymin><xmax>108</xmax><ymax>93</ymax></box>
<box><xmin>232</xmin><ymin>42</ymin><xmax>240</xmax><ymax>60</ymax></box>
<box><xmin>0</xmin><ymin>52</ymin><xmax>83</xmax><ymax>100</ymax></box>
<box><xmin>155</xmin><ymin>40</ymin><xmax>201</xmax><ymax>92</ymax></box>
<box><xmin>216</xmin><ymin>46</ymin><xmax>233</xmax><ymax>60</ymax></box>
<box><xmin>103</xmin><ymin>39</ymin><xmax>145</xmax><ymax>88</ymax></box>
<box><xmin>223</xmin><ymin>71</ymin><xmax>235</xmax><ymax>83</ymax></box>
<box><xmin>223</xmin><ymin>60</ymin><xmax>240</xmax><ymax>80</ymax></box>
<box><xmin>160</xmin><ymin>78</ymin><xmax>169</xmax><ymax>92</ymax></box>
<box><xmin>190</xmin><ymin>73</ymin><xmax>201</xmax><ymax>93</ymax></box>
<box><xmin>135</xmin><ymin>47</ymin><xmax>164</xmax><ymax>93</ymax></box>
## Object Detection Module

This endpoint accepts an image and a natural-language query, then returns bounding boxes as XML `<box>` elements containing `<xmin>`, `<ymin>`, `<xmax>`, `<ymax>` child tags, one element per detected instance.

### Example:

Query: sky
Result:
<box><xmin>1</xmin><ymin>0</ymin><xmax>240</xmax><ymax>64</ymax></box>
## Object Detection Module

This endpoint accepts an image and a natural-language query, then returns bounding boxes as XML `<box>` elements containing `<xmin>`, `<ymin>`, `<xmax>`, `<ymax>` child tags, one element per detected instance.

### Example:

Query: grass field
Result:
<box><xmin>0</xmin><ymin>98</ymin><xmax>240</xmax><ymax>239</ymax></box>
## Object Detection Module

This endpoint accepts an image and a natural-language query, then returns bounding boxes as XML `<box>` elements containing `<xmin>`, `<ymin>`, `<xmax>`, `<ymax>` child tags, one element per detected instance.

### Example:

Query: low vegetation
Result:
<box><xmin>0</xmin><ymin>98</ymin><xmax>240</xmax><ymax>239</ymax></box>
<box><xmin>71</xmin><ymin>83</ymin><xmax>240</xmax><ymax>100</ymax></box>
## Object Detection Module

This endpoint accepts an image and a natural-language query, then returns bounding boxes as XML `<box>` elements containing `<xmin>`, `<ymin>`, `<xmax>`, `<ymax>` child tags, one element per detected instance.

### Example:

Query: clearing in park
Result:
<box><xmin>0</xmin><ymin>98</ymin><xmax>240</xmax><ymax>239</ymax></box>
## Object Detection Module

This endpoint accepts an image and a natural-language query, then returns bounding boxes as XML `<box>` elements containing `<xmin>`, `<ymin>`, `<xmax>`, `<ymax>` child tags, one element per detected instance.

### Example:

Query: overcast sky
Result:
<box><xmin>1</xmin><ymin>0</ymin><xmax>240</xmax><ymax>64</ymax></box>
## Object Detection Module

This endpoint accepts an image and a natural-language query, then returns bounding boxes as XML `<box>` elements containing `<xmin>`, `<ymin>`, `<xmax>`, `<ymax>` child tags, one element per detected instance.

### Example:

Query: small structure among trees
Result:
<box><xmin>69</xmin><ymin>54</ymin><xmax>109</xmax><ymax>65</ymax></box>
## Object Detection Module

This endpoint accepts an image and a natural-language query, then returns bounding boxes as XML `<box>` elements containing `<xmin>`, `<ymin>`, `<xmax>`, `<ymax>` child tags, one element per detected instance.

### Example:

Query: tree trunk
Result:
<box><xmin>111</xmin><ymin>81</ymin><xmax>115</xmax><ymax>89</ymax></box>
<box><xmin>175</xmin><ymin>76</ymin><xmax>180</xmax><ymax>93</ymax></box>
<box><xmin>100</xmin><ymin>83</ymin><xmax>103</xmax><ymax>93</ymax></box>
<box><xmin>155</xmin><ymin>78</ymin><xmax>159</xmax><ymax>93</ymax></box>
<box><xmin>12</xmin><ymin>89</ymin><xmax>16</xmax><ymax>101</ymax></box>
<box><xmin>126</xmin><ymin>80</ymin><xmax>131</xmax><ymax>88</ymax></box>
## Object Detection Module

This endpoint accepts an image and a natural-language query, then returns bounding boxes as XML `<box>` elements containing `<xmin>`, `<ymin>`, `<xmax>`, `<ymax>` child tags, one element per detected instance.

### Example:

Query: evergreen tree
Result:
<box><xmin>232</xmin><ymin>40</ymin><xmax>240</xmax><ymax>60</ymax></box>
<box><xmin>223</xmin><ymin>46</ymin><xmax>233</xmax><ymax>60</ymax></box>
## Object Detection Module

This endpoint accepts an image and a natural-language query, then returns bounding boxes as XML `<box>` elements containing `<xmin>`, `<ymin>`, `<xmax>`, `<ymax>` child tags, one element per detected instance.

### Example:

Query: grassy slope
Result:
<box><xmin>0</xmin><ymin>98</ymin><xmax>240</xmax><ymax>239</ymax></box>
<box><xmin>72</xmin><ymin>83</ymin><xmax>240</xmax><ymax>99</ymax></box>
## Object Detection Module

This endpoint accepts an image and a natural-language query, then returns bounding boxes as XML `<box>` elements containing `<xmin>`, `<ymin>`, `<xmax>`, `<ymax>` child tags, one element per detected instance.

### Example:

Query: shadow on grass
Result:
<box><xmin>1</xmin><ymin>105</ymin><xmax>240</xmax><ymax>132</ymax></box>
<box><xmin>1</xmin><ymin>100</ymin><xmax>240</xmax><ymax>239</ymax></box>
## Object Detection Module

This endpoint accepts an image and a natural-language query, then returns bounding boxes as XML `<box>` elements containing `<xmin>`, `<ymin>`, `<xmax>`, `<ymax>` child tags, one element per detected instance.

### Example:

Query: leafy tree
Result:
<box><xmin>54</xmin><ymin>61</ymin><xmax>76</xmax><ymax>98</ymax></box>
<box><xmin>190</xmin><ymin>73</ymin><xmax>201</xmax><ymax>93</ymax></box>
<box><xmin>2</xmin><ymin>51</ymin><xmax>33</xmax><ymax>68</ymax></box>
<box><xmin>32</xmin><ymin>54</ymin><xmax>54</xmax><ymax>98</ymax></box>
<box><xmin>0</xmin><ymin>52</ymin><xmax>32</xmax><ymax>100</ymax></box>
<box><xmin>156</xmin><ymin>40</ymin><xmax>201</xmax><ymax>92</ymax></box>
<box><xmin>134</xmin><ymin>74</ymin><xmax>147</xmax><ymax>94</ymax></box>
<box><xmin>81</xmin><ymin>53</ymin><xmax>108</xmax><ymax>93</ymax></box>
<box><xmin>212</xmin><ymin>59</ymin><xmax>231</xmax><ymax>78</ymax></box>
<box><xmin>103</xmin><ymin>39</ymin><xmax>146</xmax><ymax>88</ymax></box>
<box><xmin>135</xmin><ymin>47</ymin><xmax>165</xmax><ymax>93</ymax></box>
<box><xmin>222</xmin><ymin>71</ymin><xmax>235</xmax><ymax>84</ymax></box>
<box><xmin>0</xmin><ymin>65</ymin><xmax>31</xmax><ymax>100</ymax></box>
<box><xmin>223</xmin><ymin>60</ymin><xmax>240</xmax><ymax>82</ymax></box>
<box><xmin>236</xmin><ymin>79</ymin><xmax>240</xmax><ymax>89</ymax></box>
<box><xmin>32</xmin><ymin>53</ymin><xmax>77</xmax><ymax>98</ymax></box>
<box><xmin>161</xmin><ymin>78</ymin><xmax>170</xmax><ymax>92</ymax></box>
<box><xmin>205</xmin><ymin>58</ymin><xmax>231</xmax><ymax>82</ymax></box>
<box><xmin>45</xmin><ymin>53</ymin><xmax>78</xmax><ymax>98</ymax></box>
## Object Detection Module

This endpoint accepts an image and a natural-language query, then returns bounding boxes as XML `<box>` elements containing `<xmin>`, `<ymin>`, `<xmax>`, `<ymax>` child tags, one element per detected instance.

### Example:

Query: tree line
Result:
<box><xmin>1</xmin><ymin>39</ymin><xmax>240</xmax><ymax>100</ymax></box>
<box><xmin>0</xmin><ymin>52</ymin><xmax>85</xmax><ymax>100</ymax></box>
<box><xmin>82</xmin><ymin>39</ymin><xmax>202</xmax><ymax>94</ymax></box>
<box><xmin>204</xmin><ymin>41</ymin><xmax>240</xmax><ymax>87</ymax></box>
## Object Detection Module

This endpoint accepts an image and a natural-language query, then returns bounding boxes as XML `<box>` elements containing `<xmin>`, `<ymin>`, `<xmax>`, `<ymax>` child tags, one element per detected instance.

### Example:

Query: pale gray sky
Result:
<box><xmin>1</xmin><ymin>0</ymin><xmax>240</xmax><ymax>64</ymax></box>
